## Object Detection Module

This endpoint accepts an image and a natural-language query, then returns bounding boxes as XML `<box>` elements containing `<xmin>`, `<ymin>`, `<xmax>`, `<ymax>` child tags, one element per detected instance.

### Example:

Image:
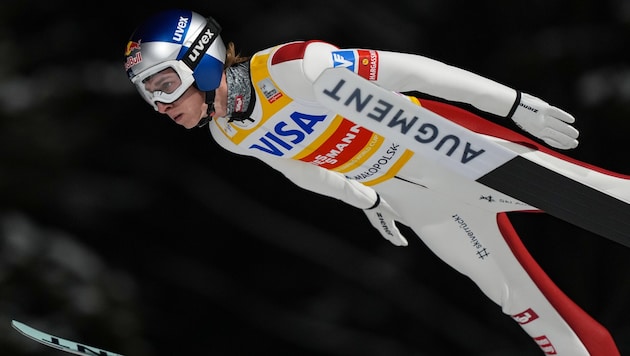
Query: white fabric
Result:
<box><xmin>207</xmin><ymin>40</ymin><xmax>616</xmax><ymax>355</ymax></box>
<box><xmin>363</xmin><ymin>196</ymin><xmax>408</xmax><ymax>246</ymax></box>
<box><xmin>511</xmin><ymin>93</ymin><xmax>580</xmax><ymax>149</ymax></box>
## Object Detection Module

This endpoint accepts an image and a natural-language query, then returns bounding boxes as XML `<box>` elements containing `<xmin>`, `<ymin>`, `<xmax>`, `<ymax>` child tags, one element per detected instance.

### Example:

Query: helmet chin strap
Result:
<box><xmin>195</xmin><ymin>90</ymin><xmax>216</xmax><ymax>128</ymax></box>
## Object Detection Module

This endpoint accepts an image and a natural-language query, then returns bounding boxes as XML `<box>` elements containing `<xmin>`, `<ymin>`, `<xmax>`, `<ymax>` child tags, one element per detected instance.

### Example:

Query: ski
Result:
<box><xmin>313</xmin><ymin>67</ymin><xmax>630</xmax><ymax>247</ymax></box>
<box><xmin>12</xmin><ymin>320</ymin><xmax>123</xmax><ymax>356</ymax></box>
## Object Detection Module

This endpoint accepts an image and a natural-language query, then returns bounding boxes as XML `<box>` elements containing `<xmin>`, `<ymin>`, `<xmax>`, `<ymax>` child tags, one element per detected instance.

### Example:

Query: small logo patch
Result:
<box><xmin>512</xmin><ymin>308</ymin><xmax>539</xmax><ymax>325</ymax></box>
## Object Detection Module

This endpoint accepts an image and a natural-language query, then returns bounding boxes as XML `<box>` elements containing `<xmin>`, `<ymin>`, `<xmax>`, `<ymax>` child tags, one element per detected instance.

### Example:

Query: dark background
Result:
<box><xmin>2</xmin><ymin>1</ymin><xmax>630</xmax><ymax>355</ymax></box>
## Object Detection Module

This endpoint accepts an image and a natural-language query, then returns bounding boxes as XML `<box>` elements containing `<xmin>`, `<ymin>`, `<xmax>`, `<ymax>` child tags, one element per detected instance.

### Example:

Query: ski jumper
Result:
<box><xmin>208</xmin><ymin>40</ymin><xmax>620</xmax><ymax>355</ymax></box>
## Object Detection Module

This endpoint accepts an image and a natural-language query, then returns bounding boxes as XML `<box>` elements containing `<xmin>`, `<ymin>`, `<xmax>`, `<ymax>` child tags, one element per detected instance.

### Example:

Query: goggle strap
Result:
<box><xmin>182</xmin><ymin>17</ymin><xmax>222</xmax><ymax>71</ymax></box>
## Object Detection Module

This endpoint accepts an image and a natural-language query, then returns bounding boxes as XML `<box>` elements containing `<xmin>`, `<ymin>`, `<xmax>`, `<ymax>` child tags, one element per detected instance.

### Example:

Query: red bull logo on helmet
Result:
<box><xmin>124</xmin><ymin>40</ymin><xmax>142</xmax><ymax>71</ymax></box>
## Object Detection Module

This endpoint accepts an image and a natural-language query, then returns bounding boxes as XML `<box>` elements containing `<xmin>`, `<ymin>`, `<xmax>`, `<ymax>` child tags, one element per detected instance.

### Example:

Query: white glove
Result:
<box><xmin>364</xmin><ymin>194</ymin><xmax>408</xmax><ymax>246</ymax></box>
<box><xmin>510</xmin><ymin>92</ymin><xmax>579</xmax><ymax>150</ymax></box>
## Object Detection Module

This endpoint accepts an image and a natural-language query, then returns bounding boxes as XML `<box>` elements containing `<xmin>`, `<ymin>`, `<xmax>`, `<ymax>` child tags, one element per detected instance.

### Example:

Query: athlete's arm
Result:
<box><xmin>257</xmin><ymin>155</ymin><xmax>408</xmax><ymax>246</ymax></box>
<box><xmin>257</xmin><ymin>153</ymin><xmax>378</xmax><ymax>209</ymax></box>
<box><xmin>301</xmin><ymin>41</ymin><xmax>579</xmax><ymax>149</ymax></box>
<box><xmin>368</xmin><ymin>49</ymin><xmax>579</xmax><ymax>149</ymax></box>
<box><xmin>209</xmin><ymin>121</ymin><xmax>376</xmax><ymax>208</ymax></box>
<box><xmin>212</xmin><ymin>121</ymin><xmax>406</xmax><ymax>245</ymax></box>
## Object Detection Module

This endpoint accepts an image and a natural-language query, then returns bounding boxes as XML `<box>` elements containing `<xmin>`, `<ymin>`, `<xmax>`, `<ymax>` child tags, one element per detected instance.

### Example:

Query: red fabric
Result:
<box><xmin>421</xmin><ymin>99</ymin><xmax>630</xmax><ymax>179</ymax></box>
<box><xmin>422</xmin><ymin>97</ymin><xmax>621</xmax><ymax>354</ymax></box>
<box><xmin>497</xmin><ymin>213</ymin><xmax>620</xmax><ymax>356</ymax></box>
<box><xmin>271</xmin><ymin>40</ymin><xmax>326</xmax><ymax>65</ymax></box>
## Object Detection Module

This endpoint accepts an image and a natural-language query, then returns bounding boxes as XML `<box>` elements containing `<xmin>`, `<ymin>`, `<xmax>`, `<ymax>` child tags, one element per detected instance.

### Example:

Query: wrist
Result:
<box><xmin>506</xmin><ymin>90</ymin><xmax>522</xmax><ymax>119</ymax></box>
<box><xmin>365</xmin><ymin>193</ymin><xmax>381</xmax><ymax>210</ymax></box>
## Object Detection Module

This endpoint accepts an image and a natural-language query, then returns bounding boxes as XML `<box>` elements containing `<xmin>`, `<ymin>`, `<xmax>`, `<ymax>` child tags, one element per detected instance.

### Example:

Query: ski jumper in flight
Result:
<box><xmin>124</xmin><ymin>9</ymin><xmax>623</xmax><ymax>355</ymax></box>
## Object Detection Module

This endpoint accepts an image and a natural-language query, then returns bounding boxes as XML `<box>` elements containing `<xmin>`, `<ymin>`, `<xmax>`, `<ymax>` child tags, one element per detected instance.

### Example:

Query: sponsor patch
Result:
<box><xmin>331</xmin><ymin>50</ymin><xmax>378</xmax><ymax>80</ymax></box>
<box><xmin>332</xmin><ymin>50</ymin><xmax>356</xmax><ymax>71</ymax></box>
<box><xmin>357</xmin><ymin>49</ymin><xmax>378</xmax><ymax>80</ymax></box>
<box><xmin>234</xmin><ymin>95</ymin><xmax>244</xmax><ymax>112</ymax></box>
<box><xmin>257</xmin><ymin>78</ymin><xmax>283</xmax><ymax>103</ymax></box>
<box><xmin>512</xmin><ymin>308</ymin><xmax>539</xmax><ymax>325</ymax></box>
<box><xmin>533</xmin><ymin>335</ymin><xmax>557</xmax><ymax>355</ymax></box>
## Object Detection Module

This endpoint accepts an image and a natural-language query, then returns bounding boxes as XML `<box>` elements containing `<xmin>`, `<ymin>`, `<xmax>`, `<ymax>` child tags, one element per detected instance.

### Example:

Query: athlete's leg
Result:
<box><xmin>376</xmin><ymin>180</ymin><xmax>619</xmax><ymax>355</ymax></box>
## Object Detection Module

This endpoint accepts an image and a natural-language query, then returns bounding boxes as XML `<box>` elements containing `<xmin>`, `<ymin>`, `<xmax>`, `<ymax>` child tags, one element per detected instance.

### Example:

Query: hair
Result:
<box><xmin>224</xmin><ymin>42</ymin><xmax>250</xmax><ymax>68</ymax></box>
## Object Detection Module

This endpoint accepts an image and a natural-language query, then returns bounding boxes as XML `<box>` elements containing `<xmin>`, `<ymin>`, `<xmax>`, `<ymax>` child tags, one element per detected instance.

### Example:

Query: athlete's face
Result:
<box><xmin>152</xmin><ymin>71</ymin><xmax>228</xmax><ymax>129</ymax></box>
<box><xmin>155</xmin><ymin>85</ymin><xmax>206</xmax><ymax>129</ymax></box>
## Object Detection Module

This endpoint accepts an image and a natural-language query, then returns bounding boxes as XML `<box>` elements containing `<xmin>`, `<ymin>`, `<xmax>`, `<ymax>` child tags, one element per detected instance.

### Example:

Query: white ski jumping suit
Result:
<box><xmin>209</xmin><ymin>40</ymin><xmax>621</xmax><ymax>356</ymax></box>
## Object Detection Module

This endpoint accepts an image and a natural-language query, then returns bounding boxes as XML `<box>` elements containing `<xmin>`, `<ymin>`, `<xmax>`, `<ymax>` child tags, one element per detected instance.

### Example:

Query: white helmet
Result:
<box><xmin>124</xmin><ymin>9</ymin><xmax>226</xmax><ymax>110</ymax></box>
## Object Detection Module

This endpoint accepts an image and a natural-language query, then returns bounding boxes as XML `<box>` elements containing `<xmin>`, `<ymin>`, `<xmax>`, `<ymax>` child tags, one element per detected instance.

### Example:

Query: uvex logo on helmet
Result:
<box><xmin>172</xmin><ymin>16</ymin><xmax>189</xmax><ymax>42</ymax></box>
<box><xmin>187</xmin><ymin>29</ymin><xmax>216</xmax><ymax>62</ymax></box>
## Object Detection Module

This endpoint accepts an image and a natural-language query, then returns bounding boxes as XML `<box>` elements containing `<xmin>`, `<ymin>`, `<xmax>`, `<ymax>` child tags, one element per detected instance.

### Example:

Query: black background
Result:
<box><xmin>1</xmin><ymin>1</ymin><xmax>630</xmax><ymax>355</ymax></box>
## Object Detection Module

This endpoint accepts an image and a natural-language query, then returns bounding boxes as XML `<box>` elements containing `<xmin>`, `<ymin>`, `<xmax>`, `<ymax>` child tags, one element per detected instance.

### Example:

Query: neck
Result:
<box><xmin>225</xmin><ymin>62</ymin><xmax>255</xmax><ymax>121</ymax></box>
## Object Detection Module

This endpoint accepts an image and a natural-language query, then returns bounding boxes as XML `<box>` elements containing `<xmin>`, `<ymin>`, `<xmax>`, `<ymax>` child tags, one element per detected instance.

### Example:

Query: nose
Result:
<box><xmin>156</xmin><ymin>101</ymin><xmax>172</xmax><ymax>113</ymax></box>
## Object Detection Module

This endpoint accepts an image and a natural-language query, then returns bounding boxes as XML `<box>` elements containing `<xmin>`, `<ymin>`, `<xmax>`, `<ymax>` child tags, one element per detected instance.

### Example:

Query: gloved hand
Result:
<box><xmin>510</xmin><ymin>92</ymin><xmax>579</xmax><ymax>150</ymax></box>
<box><xmin>363</xmin><ymin>194</ymin><xmax>408</xmax><ymax>246</ymax></box>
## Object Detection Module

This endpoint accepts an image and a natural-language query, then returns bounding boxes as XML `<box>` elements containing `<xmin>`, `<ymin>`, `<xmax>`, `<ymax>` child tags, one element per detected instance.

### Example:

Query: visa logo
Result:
<box><xmin>332</xmin><ymin>51</ymin><xmax>355</xmax><ymax>71</ymax></box>
<box><xmin>249</xmin><ymin>112</ymin><xmax>327</xmax><ymax>156</ymax></box>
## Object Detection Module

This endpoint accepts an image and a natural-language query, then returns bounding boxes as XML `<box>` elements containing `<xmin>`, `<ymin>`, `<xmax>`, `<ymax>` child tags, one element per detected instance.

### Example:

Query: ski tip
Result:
<box><xmin>11</xmin><ymin>319</ymin><xmax>125</xmax><ymax>356</ymax></box>
<box><xmin>11</xmin><ymin>320</ymin><xmax>47</xmax><ymax>342</ymax></box>
<box><xmin>11</xmin><ymin>320</ymin><xmax>27</xmax><ymax>333</ymax></box>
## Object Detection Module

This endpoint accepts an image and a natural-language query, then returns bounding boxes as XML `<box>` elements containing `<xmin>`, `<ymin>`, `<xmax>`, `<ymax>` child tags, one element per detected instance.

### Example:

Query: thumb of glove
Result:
<box><xmin>364</xmin><ymin>196</ymin><xmax>408</xmax><ymax>246</ymax></box>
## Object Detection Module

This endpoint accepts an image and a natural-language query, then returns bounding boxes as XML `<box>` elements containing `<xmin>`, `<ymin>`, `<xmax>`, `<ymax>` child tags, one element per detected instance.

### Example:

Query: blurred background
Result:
<box><xmin>1</xmin><ymin>0</ymin><xmax>630</xmax><ymax>355</ymax></box>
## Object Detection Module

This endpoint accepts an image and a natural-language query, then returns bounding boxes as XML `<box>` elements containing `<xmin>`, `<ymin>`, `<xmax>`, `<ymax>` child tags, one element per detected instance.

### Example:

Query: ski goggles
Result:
<box><xmin>131</xmin><ymin>60</ymin><xmax>196</xmax><ymax>111</ymax></box>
